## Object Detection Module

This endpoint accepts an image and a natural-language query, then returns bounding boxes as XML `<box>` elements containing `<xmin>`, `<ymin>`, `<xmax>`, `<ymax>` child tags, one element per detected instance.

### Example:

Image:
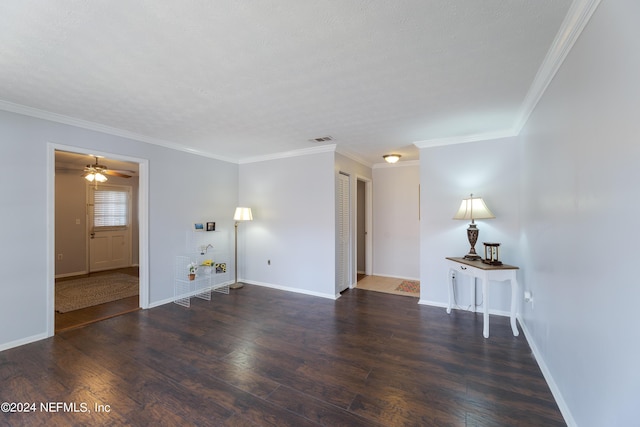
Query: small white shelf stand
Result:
<box><xmin>174</xmin><ymin>254</ymin><xmax>230</xmax><ymax>307</ymax></box>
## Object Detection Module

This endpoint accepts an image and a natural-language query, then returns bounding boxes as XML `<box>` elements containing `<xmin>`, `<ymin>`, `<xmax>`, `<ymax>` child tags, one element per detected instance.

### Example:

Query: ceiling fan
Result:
<box><xmin>82</xmin><ymin>156</ymin><xmax>132</xmax><ymax>182</ymax></box>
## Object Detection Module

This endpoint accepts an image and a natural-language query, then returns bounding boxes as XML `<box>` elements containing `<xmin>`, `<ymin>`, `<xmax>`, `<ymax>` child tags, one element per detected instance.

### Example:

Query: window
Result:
<box><xmin>93</xmin><ymin>188</ymin><xmax>129</xmax><ymax>229</ymax></box>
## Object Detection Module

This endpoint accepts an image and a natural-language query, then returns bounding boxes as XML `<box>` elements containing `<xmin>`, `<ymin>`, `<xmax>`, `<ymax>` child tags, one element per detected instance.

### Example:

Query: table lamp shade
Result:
<box><xmin>453</xmin><ymin>196</ymin><xmax>495</xmax><ymax>221</ymax></box>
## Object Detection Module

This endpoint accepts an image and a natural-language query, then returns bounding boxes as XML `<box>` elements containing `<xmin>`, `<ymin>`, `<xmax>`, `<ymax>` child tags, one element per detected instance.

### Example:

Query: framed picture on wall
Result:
<box><xmin>206</xmin><ymin>222</ymin><xmax>215</xmax><ymax>231</ymax></box>
<box><xmin>194</xmin><ymin>223</ymin><xmax>204</xmax><ymax>232</ymax></box>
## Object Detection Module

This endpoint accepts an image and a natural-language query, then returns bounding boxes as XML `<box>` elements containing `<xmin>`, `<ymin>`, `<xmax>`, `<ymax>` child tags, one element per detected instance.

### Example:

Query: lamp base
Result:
<box><xmin>463</xmin><ymin>223</ymin><xmax>481</xmax><ymax>261</ymax></box>
<box><xmin>229</xmin><ymin>282</ymin><xmax>244</xmax><ymax>290</ymax></box>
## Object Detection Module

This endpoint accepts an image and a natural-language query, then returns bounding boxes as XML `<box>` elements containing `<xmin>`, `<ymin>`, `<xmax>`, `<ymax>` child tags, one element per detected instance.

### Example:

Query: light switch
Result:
<box><xmin>76</xmin><ymin>219</ymin><xmax>81</xmax><ymax>225</ymax></box>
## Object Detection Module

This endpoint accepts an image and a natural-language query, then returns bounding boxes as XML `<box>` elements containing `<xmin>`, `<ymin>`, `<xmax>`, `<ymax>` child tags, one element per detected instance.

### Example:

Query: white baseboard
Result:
<box><xmin>150</xmin><ymin>280</ymin><xmax>235</xmax><ymax>308</ymax></box>
<box><xmin>372</xmin><ymin>273</ymin><xmax>420</xmax><ymax>281</ymax></box>
<box><xmin>418</xmin><ymin>299</ymin><xmax>511</xmax><ymax>317</ymax></box>
<box><xmin>519</xmin><ymin>316</ymin><xmax>576</xmax><ymax>427</ymax></box>
<box><xmin>420</xmin><ymin>301</ymin><xmax>573</xmax><ymax>425</ymax></box>
<box><xmin>418</xmin><ymin>299</ymin><xmax>448</xmax><ymax>308</ymax></box>
<box><xmin>148</xmin><ymin>296</ymin><xmax>175</xmax><ymax>309</ymax></box>
<box><xmin>242</xmin><ymin>280</ymin><xmax>338</xmax><ymax>300</ymax></box>
<box><xmin>0</xmin><ymin>332</ymin><xmax>48</xmax><ymax>352</ymax></box>
<box><xmin>55</xmin><ymin>270</ymin><xmax>88</xmax><ymax>279</ymax></box>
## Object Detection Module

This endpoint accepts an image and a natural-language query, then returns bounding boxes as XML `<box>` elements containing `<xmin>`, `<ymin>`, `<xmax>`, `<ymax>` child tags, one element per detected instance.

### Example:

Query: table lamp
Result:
<box><xmin>453</xmin><ymin>194</ymin><xmax>495</xmax><ymax>260</ymax></box>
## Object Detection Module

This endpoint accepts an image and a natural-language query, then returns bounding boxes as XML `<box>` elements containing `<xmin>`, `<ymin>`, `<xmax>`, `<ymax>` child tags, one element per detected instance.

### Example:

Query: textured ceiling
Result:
<box><xmin>0</xmin><ymin>1</ymin><xmax>573</xmax><ymax>165</ymax></box>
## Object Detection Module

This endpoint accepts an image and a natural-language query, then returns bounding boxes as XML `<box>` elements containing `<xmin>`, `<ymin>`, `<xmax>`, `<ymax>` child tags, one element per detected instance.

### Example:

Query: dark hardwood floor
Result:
<box><xmin>55</xmin><ymin>267</ymin><xmax>140</xmax><ymax>333</ymax></box>
<box><xmin>1</xmin><ymin>285</ymin><xmax>565</xmax><ymax>426</ymax></box>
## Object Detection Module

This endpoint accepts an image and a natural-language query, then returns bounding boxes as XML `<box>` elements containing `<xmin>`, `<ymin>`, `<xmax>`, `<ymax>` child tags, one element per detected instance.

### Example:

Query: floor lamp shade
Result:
<box><xmin>231</xmin><ymin>207</ymin><xmax>253</xmax><ymax>289</ymax></box>
<box><xmin>453</xmin><ymin>194</ymin><xmax>495</xmax><ymax>260</ymax></box>
<box><xmin>234</xmin><ymin>207</ymin><xmax>253</xmax><ymax>221</ymax></box>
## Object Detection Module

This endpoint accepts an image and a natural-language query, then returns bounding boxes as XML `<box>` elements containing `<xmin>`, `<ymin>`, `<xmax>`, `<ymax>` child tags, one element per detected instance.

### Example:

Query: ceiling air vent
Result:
<box><xmin>309</xmin><ymin>136</ymin><xmax>334</xmax><ymax>143</ymax></box>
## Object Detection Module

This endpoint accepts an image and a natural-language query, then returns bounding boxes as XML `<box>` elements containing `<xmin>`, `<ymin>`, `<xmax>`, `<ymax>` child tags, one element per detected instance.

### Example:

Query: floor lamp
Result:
<box><xmin>231</xmin><ymin>207</ymin><xmax>253</xmax><ymax>289</ymax></box>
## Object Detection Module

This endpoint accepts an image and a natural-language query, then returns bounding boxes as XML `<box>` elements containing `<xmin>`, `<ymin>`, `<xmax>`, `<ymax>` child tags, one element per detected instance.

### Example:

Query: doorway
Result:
<box><xmin>48</xmin><ymin>143</ymin><xmax>149</xmax><ymax>336</ymax></box>
<box><xmin>356</xmin><ymin>176</ymin><xmax>372</xmax><ymax>282</ymax></box>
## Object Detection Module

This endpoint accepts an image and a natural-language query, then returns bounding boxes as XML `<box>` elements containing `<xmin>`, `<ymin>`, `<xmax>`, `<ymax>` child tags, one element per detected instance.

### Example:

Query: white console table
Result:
<box><xmin>446</xmin><ymin>257</ymin><xmax>519</xmax><ymax>338</ymax></box>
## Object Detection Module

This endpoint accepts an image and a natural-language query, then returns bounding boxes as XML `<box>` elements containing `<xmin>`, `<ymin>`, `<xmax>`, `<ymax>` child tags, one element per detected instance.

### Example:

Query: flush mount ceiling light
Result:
<box><xmin>383</xmin><ymin>154</ymin><xmax>401</xmax><ymax>164</ymax></box>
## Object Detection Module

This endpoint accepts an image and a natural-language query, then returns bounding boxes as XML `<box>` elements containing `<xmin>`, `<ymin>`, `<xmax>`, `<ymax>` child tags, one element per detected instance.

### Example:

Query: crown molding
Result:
<box><xmin>238</xmin><ymin>143</ymin><xmax>337</xmax><ymax>164</ymax></box>
<box><xmin>372</xmin><ymin>159</ymin><xmax>420</xmax><ymax>169</ymax></box>
<box><xmin>413</xmin><ymin>129</ymin><xmax>516</xmax><ymax>149</ymax></box>
<box><xmin>513</xmin><ymin>0</ymin><xmax>602</xmax><ymax>133</ymax></box>
<box><xmin>0</xmin><ymin>99</ymin><xmax>238</xmax><ymax>164</ymax></box>
<box><xmin>414</xmin><ymin>0</ymin><xmax>601</xmax><ymax>148</ymax></box>
<box><xmin>334</xmin><ymin>147</ymin><xmax>373</xmax><ymax>168</ymax></box>
<box><xmin>2</xmin><ymin>0</ymin><xmax>601</xmax><ymax>162</ymax></box>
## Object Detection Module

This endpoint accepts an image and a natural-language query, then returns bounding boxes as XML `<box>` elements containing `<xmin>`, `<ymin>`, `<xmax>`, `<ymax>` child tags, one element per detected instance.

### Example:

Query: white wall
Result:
<box><xmin>147</xmin><ymin>147</ymin><xmax>237</xmax><ymax>303</ymax></box>
<box><xmin>372</xmin><ymin>162</ymin><xmax>420</xmax><ymax>280</ymax></box>
<box><xmin>419</xmin><ymin>137</ymin><xmax>521</xmax><ymax>312</ymax></box>
<box><xmin>239</xmin><ymin>151</ymin><xmax>336</xmax><ymax>298</ymax></box>
<box><xmin>55</xmin><ymin>171</ymin><xmax>92</xmax><ymax>275</ymax></box>
<box><xmin>0</xmin><ymin>110</ymin><xmax>238</xmax><ymax>350</ymax></box>
<box><xmin>518</xmin><ymin>1</ymin><xmax>640</xmax><ymax>425</ymax></box>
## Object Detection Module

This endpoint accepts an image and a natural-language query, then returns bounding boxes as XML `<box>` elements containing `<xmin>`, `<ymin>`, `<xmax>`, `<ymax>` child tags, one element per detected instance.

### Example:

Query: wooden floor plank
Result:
<box><xmin>0</xmin><ymin>284</ymin><xmax>565</xmax><ymax>426</ymax></box>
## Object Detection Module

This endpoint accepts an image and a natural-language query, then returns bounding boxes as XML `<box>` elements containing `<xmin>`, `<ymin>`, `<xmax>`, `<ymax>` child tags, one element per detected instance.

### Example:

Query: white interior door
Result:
<box><xmin>88</xmin><ymin>184</ymin><xmax>132</xmax><ymax>272</ymax></box>
<box><xmin>336</xmin><ymin>173</ymin><xmax>351</xmax><ymax>293</ymax></box>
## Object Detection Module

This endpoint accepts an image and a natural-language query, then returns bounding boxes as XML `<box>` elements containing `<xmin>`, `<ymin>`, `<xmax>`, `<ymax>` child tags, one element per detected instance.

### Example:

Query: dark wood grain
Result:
<box><xmin>1</xmin><ymin>284</ymin><xmax>565</xmax><ymax>426</ymax></box>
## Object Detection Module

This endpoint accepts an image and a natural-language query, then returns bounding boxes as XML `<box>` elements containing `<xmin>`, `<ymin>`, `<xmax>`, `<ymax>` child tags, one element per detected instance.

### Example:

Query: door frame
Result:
<box><xmin>47</xmin><ymin>143</ymin><xmax>150</xmax><ymax>337</ymax></box>
<box><xmin>355</xmin><ymin>175</ymin><xmax>373</xmax><ymax>279</ymax></box>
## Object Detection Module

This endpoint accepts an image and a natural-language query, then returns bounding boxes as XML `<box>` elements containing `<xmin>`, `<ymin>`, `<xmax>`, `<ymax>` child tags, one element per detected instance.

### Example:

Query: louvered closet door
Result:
<box><xmin>336</xmin><ymin>173</ymin><xmax>350</xmax><ymax>293</ymax></box>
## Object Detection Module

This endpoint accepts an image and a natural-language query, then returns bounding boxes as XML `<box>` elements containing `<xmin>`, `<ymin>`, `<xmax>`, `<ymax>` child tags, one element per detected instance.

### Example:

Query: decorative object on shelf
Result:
<box><xmin>188</xmin><ymin>262</ymin><xmax>198</xmax><ymax>280</ymax></box>
<box><xmin>174</xmin><ymin>255</ymin><xmax>230</xmax><ymax>308</ymax></box>
<box><xmin>231</xmin><ymin>207</ymin><xmax>253</xmax><ymax>289</ymax></box>
<box><xmin>206</xmin><ymin>221</ymin><xmax>215</xmax><ymax>231</ymax></box>
<box><xmin>200</xmin><ymin>244</ymin><xmax>213</xmax><ymax>255</ymax></box>
<box><xmin>215</xmin><ymin>263</ymin><xmax>227</xmax><ymax>273</ymax></box>
<box><xmin>193</xmin><ymin>223</ymin><xmax>204</xmax><ymax>232</ymax></box>
<box><xmin>482</xmin><ymin>242</ymin><xmax>502</xmax><ymax>265</ymax></box>
<box><xmin>453</xmin><ymin>193</ymin><xmax>495</xmax><ymax>260</ymax></box>
<box><xmin>201</xmin><ymin>259</ymin><xmax>214</xmax><ymax>274</ymax></box>
<box><xmin>383</xmin><ymin>154</ymin><xmax>401</xmax><ymax>164</ymax></box>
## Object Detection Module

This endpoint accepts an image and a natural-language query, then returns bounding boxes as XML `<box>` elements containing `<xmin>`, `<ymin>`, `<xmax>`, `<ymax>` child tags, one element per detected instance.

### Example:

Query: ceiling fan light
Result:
<box><xmin>85</xmin><ymin>173</ymin><xmax>95</xmax><ymax>182</ymax></box>
<box><xmin>94</xmin><ymin>173</ymin><xmax>108</xmax><ymax>182</ymax></box>
<box><xmin>383</xmin><ymin>154</ymin><xmax>401</xmax><ymax>164</ymax></box>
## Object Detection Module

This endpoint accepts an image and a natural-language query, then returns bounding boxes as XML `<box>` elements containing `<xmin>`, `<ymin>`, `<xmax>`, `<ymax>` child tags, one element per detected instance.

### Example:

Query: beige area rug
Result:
<box><xmin>55</xmin><ymin>273</ymin><xmax>139</xmax><ymax>313</ymax></box>
<box><xmin>355</xmin><ymin>276</ymin><xmax>420</xmax><ymax>297</ymax></box>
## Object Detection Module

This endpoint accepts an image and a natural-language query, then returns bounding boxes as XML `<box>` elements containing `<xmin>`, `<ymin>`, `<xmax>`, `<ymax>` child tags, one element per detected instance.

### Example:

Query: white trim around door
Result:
<box><xmin>47</xmin><ymin>143</ymin><xmax>150</xmax><ymax>337</ymax></box>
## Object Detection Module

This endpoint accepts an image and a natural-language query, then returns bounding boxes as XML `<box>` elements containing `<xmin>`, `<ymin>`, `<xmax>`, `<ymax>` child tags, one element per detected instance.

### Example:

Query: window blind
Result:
<box><xmin>93</xmin><ymin>189</ymin><xmax>128</xmax><ymax>228</ymax></box>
